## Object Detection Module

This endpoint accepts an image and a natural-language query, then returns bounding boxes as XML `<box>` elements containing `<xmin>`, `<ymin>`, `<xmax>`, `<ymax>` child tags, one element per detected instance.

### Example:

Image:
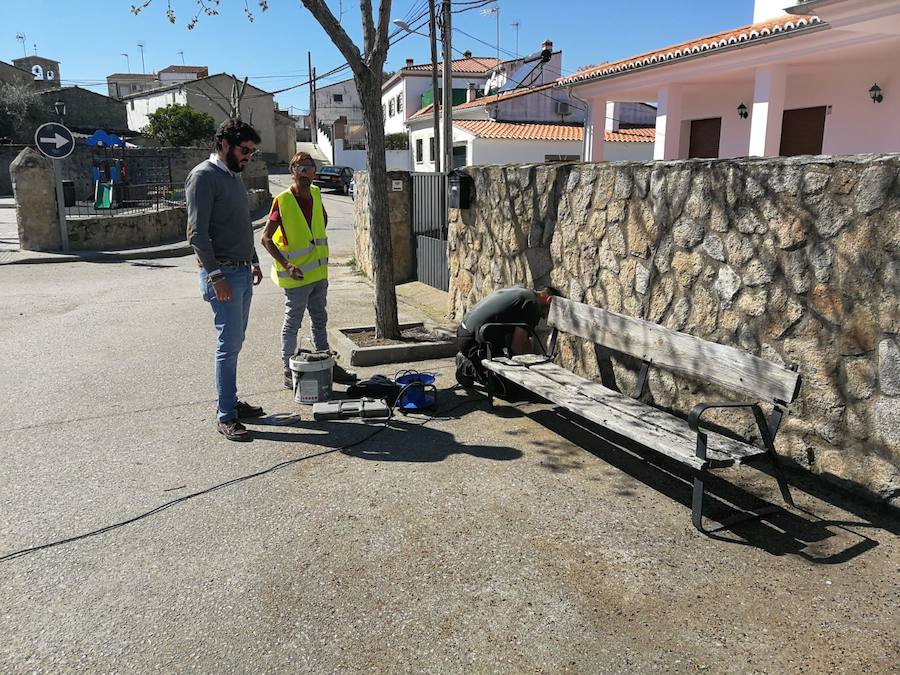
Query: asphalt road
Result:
<box><xmin>0</xmin><ymin>241</ymin><xmax>898</xmax><ymax>672</ymax></box>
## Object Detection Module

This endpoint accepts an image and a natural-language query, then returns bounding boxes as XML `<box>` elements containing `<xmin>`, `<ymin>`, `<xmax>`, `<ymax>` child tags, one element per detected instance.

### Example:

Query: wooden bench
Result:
<box><xmin>479</xmin><ymin>297</ymin><xmax>801</xmax><ymax>531</ymax></box>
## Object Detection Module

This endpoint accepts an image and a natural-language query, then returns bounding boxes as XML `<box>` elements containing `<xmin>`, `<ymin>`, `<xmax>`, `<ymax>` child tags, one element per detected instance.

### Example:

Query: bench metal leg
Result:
<box><xmin>691</xmin><ymin>475</ymin><xmax>706</xmax><ymax>531</ymax></box>
<box><xmin>692</xmin><ymin>471</ymin><xmax>784</xmax><ymax>532</ymax></box>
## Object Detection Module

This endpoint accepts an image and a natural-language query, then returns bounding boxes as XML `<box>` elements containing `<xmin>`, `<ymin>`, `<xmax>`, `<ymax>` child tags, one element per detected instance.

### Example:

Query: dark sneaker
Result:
<box><xmin>235</xmin><ymin>400</ymin><xmax>265</xmax><ymax>418</ymax></box>
<box><xmin>332</xmin><ymin>363</ymin><xmax>358</xmax><ymax>384</ymax></box>
<box><xmin>217</xmin><ymin>419</ymin><xmax>252</xmax><ymax>441</ymax></box>
<box><xmin>283</xmin><ymin>369</ymin><xmax>293</xmax><ymax>390</ymax></box>
<box><xmin>455</xmin><ymin>352</ymin><xmax>476</xmax><ymax>387</ymax></box>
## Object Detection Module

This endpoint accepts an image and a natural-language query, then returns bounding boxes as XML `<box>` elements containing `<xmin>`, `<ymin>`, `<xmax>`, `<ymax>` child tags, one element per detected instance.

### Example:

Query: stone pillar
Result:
<box><xmin>654</xmin><ymin>85</ymin><xmax>684</xmax><ymax>160</ymax></box>
<box><xmin>748</xmin><ymin>65</ymin><xmax>787</xmax><ymax>157</ymax></box>
<box><xmin>10</xmin><ymin>148</ymin><xmax>62</xmax><ymax>251</ymax></box>
<box><xmin>583</xmin><ymin>97</ymin><xmax>607</xmax><ymax>162</ymax></box>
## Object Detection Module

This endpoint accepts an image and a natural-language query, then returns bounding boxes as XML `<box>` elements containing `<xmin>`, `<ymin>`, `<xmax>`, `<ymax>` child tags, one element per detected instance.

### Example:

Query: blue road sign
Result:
<box><xmin>34</xmin><ymin>122</ymin><xmax>75</xmax><ymax>160</ymax></box>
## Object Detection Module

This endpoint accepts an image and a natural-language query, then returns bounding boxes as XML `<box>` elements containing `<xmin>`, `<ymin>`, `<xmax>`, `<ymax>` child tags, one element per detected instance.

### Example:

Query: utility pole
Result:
<box><xmin>121</xmin><ymin>53</ymin><xmax>130</xmax><ymax>73</ymax></box>
<box><xmin>308</xmin><ymin>52</ymin><xmax>317</xmax><ymax>136</ymax></box>
<box><xmin>137</xmin><ymin>42</ymin><xmax>146</xmax><ymax>73</ymax></box>
<box><xmin>441</xmin><ymin>0</ymin><xmax>453</xmax><ymax>174</ymax></box>
<box><xmin>428</xmin><ymin>0</ymin><xmax>441</xmax><ymax>172</ymax></box>
<box><xmin>177</xmin><ymin>50</ymin><xmax>185</xmax><ymax>65</ymax></box>
<box><xmin>512</xmin><ymin>21</ymin><xmax>520</xmax><ymax>57</ymax></box>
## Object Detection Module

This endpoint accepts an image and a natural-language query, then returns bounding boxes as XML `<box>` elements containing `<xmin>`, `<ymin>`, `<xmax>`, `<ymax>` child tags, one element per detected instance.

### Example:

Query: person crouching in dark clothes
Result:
<box><xmin>455</xmin><ymin>286</ymin><xmax>561</xmax><ymax>387</ymax></box>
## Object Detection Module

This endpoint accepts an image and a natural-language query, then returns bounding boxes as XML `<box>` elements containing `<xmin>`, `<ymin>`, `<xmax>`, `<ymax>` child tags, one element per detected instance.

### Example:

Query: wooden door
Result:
<box><xmin>688</xmin><ymin>117</ymin><xmax>722</xmax><ymax>158</ymax></box>
<box><xmin>780</xmin><ymin>106</ymin><xmax>826</xmax><ymax>156</ymax></box>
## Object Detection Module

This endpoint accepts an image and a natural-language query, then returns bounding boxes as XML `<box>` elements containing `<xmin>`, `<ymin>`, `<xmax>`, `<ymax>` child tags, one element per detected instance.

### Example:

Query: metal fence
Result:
<box><xmin>64</xmin><ymin>182</ymin><xmax>185</xmax><ymax>219</ymax></box>
<box><xmin>412</xmin><ymin>172</ymin><xmax>449</xmax><ymax>291</ymax></box>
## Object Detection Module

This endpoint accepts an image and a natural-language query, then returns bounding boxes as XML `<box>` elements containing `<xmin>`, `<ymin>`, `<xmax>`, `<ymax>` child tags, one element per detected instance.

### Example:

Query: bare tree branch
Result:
<box><xmin>360</xmin><ymin>0</ymin><xmax>376</xmax><ymax>58</ymax></box>
<box><xmin>300</xmin><ymin>0</ymin><xmax>364</xmax><ymax>74</ymax></box>
<box><xmin>370</xmin><ymin>0</ymin><xmax>393</xmax><ymax>68</ymax></box>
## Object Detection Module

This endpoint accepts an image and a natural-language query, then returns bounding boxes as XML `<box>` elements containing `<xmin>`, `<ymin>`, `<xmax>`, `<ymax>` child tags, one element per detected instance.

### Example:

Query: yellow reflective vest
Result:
<box><xmin>268</xmin><ymin>186</ymin><xmax>328</xmax><ymax>289</ymax></box>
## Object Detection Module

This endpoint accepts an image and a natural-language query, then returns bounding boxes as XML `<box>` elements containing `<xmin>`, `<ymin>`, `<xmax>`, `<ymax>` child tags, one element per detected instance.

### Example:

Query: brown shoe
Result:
<box><xmin>217</xmin><ymin>419</ymin><xmax>252</xmax><ymax>441</ymax></box>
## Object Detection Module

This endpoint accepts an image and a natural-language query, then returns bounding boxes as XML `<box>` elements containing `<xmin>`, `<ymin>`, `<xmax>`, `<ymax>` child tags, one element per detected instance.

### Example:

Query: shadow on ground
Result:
<box><xmin>251</xmin><ymin>387</ymin><xmax>522</xmax><ymax>463</ymax></box>
<box><xmin>524</xmin><ymin>406</ymin><xmax>896</xmax><ymax>564</ymax></box>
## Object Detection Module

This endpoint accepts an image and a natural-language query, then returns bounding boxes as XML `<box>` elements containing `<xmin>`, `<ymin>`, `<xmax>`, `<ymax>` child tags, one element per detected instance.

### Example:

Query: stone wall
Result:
<box><xmin>448</xmin><ymin>156</ymin><xmax>900</xmax><ymax>506</ymax></box>
<box><xmin>67</xmin><ymin>207</ymin><xmax>187</xmax><ymax>250</ymax></box>
<box><xmin>353</xmin><ymin>170</ymin><xmax>414</xmax><ymax>283</ymax></box>
<box><xmin>10</xmin><ymin>148</ymin><xmax>61</xmax><ymax>251</ymax></box>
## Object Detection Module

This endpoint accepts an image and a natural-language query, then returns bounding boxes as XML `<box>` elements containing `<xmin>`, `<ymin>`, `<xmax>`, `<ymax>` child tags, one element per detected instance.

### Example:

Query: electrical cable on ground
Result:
<box><xmin>0</xmin><ymin>385</ymin><xmax>490</xmax><ymax>563</ymax></box>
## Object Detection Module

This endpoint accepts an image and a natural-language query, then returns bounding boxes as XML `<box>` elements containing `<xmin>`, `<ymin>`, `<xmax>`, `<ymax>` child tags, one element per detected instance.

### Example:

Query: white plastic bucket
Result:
<box><xmin>289</xmin><ymin>352</ymin><xmax>334</xmax><ymax>405</ymax></box>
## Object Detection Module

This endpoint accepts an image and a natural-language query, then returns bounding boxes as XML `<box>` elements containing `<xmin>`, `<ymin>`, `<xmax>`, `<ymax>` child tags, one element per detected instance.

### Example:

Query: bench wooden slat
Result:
<box><xmin>510</xmin><ymin>354</ymin><xmax>766</xmax><ymax>466</ymax></box>
<box><xmin>483</xmin><ymin>357</ymin><xmax>766</xmax><ymax>469</ymax></box>
<box><xmin>548</xmin><ymin>297</ymin><xmax>800</xmax><ymax>404</ymax></box>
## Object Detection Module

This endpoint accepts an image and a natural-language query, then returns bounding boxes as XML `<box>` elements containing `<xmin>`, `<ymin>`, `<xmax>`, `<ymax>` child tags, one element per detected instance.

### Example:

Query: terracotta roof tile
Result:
<box><xmin>454</xmin><ymin>120</ymin><xmax>583</xmax><ymax>141</ymax></box>
<box><xmin>558</xmin><ymin>15</ymin><xmax>824</xmax><ymax>86</ymax></box>
<box><xmin>605</xmin><ymin>127</ymin><xmax>655</xmax><ymax>143</ymax></box>
<box><xmin>159</xmin><ymin>65</ymin><xmax>209</xmax><ymax>74</ymax></box>
<box><xmin>451</xmin><ymin>120</ymin><xmax>655</xmax><ymax>143</ymax></box>
<box><xmin>405</xmin><ymin>56</ymin><xmax>500</xmax><ymax>74</ymax></box>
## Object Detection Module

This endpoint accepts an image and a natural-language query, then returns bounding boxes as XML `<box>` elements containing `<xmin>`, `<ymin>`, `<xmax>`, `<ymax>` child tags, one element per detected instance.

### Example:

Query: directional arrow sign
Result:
<box><xmin>34</xmin><ymin>122</ymin><xmax>75</xmax><ymax>160</ymax></box>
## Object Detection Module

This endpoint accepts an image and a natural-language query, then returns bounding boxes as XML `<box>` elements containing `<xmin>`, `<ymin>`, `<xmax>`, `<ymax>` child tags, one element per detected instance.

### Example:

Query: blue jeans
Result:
<box><xmin>200</xmin><ymin>266</ymin><xmax>253</xmax><ymax>422</ymax></box>
<box><xmin>281</xmin><ymin>279</ymin><xmax>329</xmax><ymax>370</ymax></box>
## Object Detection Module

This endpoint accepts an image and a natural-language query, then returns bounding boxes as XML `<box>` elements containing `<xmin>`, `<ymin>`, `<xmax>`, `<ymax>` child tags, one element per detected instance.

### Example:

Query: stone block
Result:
<box><xmin>843</xmin><ymin>357</ymin><xmax>877</xmax><ymax>401</ymax></box>
<box><xmin>671</xmin><ymin>250</ymin><xmax>703</xmax><ymax>288</ymax></box>
<box><xmin>672</xmin><ymin>218</ymin><xmax>704</xmax><ymax>249</ymax></box>
<box><xmin>874</xmin><ymin>396</ymin><xmax>900</xmax><ymax>447</ymax></box>
<box><xmin>634</xmin><ymin>262</ymin><xmax>651</xmax><ymax>295</ymax></box>
<box><xmin>813</xmin><ymin>199</ymin><xmax>853</xmax><ymax>238</ymax></box>
<box><xmin>714</xmin><ymin>265</ymin><xmax>741</xmax><ymax>308</ymax></box>
<box><xmin>702</xmin><ymin>233</ymin><xmax>725</xmax><ymax>261</ymax></box>
<box><xmin>855</xmin><ymin>163</ymin><xmax>896</xmax><ymax>214</ymax></box>
<box><xmin>724</xmin><ymin>231</ymin><xmax>754</xmax><ymax>266</ymax></box>
<box><xmin>879</xmin><ymin>338</ymin><xmax>900</xmax><ymax>397</ymax></box>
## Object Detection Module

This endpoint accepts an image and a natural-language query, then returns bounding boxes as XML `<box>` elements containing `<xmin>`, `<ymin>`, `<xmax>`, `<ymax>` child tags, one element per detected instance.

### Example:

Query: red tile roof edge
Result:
<box><xmin>557</xmin><ymin>14</ymin><xmax>824</xmax><ymax>86</ymax></box>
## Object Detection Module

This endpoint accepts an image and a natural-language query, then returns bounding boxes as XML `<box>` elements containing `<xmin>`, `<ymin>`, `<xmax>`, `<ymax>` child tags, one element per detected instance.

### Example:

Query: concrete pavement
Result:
<box><xmin>0</xmin><ymin>232</ymin><xmax>898</xmax><ymax>671</ymax></box>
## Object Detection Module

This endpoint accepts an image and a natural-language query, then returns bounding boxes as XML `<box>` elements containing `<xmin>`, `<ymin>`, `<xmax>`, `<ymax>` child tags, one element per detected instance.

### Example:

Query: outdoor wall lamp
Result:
<box><xmin>54</xmin><ymin>98</ymin><xmax>66</xmax><ymax>117</ymax></box>
<box><xmin>737</xmin><ymin>103</ymin><xmax>748</xmax><ymax>119</ymax></box>
<box><xmin>869</xmin><ymin>84</ymin><xmax>883</xmax><ymax>103</ymax></box>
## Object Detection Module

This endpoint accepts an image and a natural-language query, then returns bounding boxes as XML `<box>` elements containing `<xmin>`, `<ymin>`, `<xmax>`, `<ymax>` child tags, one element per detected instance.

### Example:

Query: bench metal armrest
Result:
<box><xmin>688</xmin><ymin>402</ymin><xmax>763</xmax><ymax>432</ymax></box>
<box><xmin>688</xmin><ymin>401</ymin><xmax>775</xmax><ymax>460</ymax></box>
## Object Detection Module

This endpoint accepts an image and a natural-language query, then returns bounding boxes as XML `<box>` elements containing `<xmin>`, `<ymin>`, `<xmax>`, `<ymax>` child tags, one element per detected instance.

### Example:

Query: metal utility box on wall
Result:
<box><xmin>448</xmin><ymin>171</ymin><xmax>473</xmax><ymax>209</ymax></box>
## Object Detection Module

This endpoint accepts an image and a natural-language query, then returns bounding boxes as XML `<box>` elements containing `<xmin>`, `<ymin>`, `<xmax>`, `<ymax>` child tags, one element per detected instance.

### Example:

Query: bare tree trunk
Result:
<box><xmin>357</xmin><ymin>74</ymin><xmax>400</xmax><ymax>339</ymax></box>
<box><xmin>298</xmin><ymin>0</ymin><xmax>401</xmax><ymax>340</ymax></box>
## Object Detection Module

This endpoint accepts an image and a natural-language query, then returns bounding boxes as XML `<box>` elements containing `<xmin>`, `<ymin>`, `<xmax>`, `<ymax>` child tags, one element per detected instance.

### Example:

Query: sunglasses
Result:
<box><xmin>233</xmin><ymin>144</ymin><xmax>258</xmax><ymax>157</ymax></box>
<box><xmin>292</xmin><ymin>164</ymin><xmax>316</xmax><ymax>173</ymax></box>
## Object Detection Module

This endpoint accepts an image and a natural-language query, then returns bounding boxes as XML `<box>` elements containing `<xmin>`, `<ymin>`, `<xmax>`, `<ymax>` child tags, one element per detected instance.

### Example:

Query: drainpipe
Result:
<box><xmin>568</xmin><ymin>87</ymin><xmax>592</xmax><ymax>162</ymax></box>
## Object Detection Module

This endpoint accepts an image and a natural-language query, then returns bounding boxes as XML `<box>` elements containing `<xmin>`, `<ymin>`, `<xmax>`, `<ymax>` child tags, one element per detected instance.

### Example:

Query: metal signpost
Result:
<box><xmin>34</xmin><ymin>122</ymin><xmax>74</xmax><ymax>252</ymax></box>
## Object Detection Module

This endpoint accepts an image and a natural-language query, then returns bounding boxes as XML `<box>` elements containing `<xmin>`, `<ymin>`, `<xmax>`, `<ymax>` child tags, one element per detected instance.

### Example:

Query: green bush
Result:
<box><xmin>143</xmin><ymin>104</ymin><xmax>216</xmax><ymax>146</ymax></box>
<box><xmin>384</xmin><ymin>132</ymin><xmax>409</xmax><ymax>150</ymax></box>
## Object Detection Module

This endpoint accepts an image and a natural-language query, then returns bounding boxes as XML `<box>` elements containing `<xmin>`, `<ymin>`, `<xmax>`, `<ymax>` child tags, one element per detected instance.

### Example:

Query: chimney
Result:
<box><xmin>467</xmin><ymin>82</ymin><xmax>476</xmax><ymax>103</ymax></box>
<box><xmin>540</xmin><ymin>39</ymin><xmax>554</xmax><ymax>64</ymax></box>
<box><xmin>463</xmin><ymin>50</ymin><xmax>472</xmax><ymax>58</ymax></box>
<box><xmin>405</xmin><ymin>58</ymin><xmax>414</xmax><ymax>68</ymax></box>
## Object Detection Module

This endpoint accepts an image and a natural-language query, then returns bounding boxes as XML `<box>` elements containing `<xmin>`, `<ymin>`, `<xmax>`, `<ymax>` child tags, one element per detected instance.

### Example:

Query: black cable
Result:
<box><xmin>0</xmin><ymin>386</ymin><xmax>489</xmax><ymax>563</ymax></box>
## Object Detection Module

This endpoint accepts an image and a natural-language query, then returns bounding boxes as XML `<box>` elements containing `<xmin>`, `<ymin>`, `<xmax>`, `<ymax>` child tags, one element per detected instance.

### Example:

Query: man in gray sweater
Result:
<box><xmin>186</xmin><ymin>118</ymin><xmax>264</xmax><ymax>441</ymax></box>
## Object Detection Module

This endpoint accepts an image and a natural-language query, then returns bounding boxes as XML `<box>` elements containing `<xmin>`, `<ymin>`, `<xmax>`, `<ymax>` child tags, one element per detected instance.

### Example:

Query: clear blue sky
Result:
<box><xmin>2</xmin><ymin>1</ymin><xmax>756</xmax><ymax>114</ymax></box>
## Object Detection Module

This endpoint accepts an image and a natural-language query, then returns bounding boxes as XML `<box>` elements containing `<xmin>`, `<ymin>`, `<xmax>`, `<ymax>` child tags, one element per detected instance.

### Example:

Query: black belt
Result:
<box><xmin>217</xmin><ymin>259</ymin><xmax>255</xmax><ymax>267</ymax></box>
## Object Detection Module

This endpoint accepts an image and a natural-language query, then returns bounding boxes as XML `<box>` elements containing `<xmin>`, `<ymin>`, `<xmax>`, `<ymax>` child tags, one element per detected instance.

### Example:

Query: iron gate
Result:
<box><xmin>412</xmin><ymin>172</ymin><xmax>449</xmax><ymax>291</ymax></box>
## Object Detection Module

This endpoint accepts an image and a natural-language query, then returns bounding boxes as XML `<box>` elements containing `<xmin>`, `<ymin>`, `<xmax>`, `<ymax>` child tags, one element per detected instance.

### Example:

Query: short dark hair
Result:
<box><xmin>540</xmin><ymin>286</ymin><xmax>563</xmax><ymax>298</ymax></box>
<box><xmin>215</xmin><ymin>118</ymin><xmax>261</xmax><ymax>151</ymax></box>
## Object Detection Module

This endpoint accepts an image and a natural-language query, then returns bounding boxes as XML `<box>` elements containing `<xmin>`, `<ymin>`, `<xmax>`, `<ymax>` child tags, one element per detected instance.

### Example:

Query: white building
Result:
<box><xmin>123</xmin><ymin>73</ymin><xmax>286</xmax><ymax>161</ymax></box>
<box><xmin>560</xmin><ymin>0</ymin><xmax>900</xmax><ymax>161</ymax></box>
<box><xmin>381</xmin><ymin>52</ymin><xmax>501</xmax><ymax>136</ymax></box>
<box><xmin>315</xmin><ymin>77</ymin><xmax>364</xmax><ymax>128</ymax></box>
<box><xmin>107</xmin><ymin>65</ymin><xmax>208</xmax><ymax>100</ymax></box>
<box><xmin>406</xmin><ymin>81</ymin><xmax>655</xmax><ymax>171</ymax></box>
